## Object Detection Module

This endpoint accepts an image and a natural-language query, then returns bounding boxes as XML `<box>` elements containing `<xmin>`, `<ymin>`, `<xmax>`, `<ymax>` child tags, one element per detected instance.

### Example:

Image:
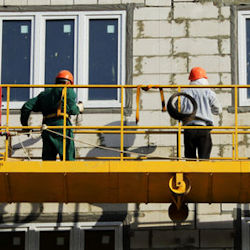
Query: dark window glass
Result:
<box><xmin>0</xmin><ymin>231</ymin><xmax>25</xmax><ymax>250</ymax></box>
<box><xmin>84</xmin><ymin>230</ymin><xmax>115</xmax><ymax>250</ymax></box>
<box><xmin>45</xmin><ymin>20</ymin><xmax>74</xmax><ymax>84</ymax></box>
<box><xmin>40</xmin><ymin>231</ymin><xmax>70</xmax><ymax>250</ymax></box>
<box><xmin>89</xmin><ymin>19</ymin><xmax>118</xmax><ymax>100</ymax></box>
<box><xmin>1</xmin><ymin>20</ymin><xmax>31</xmax><ymax>101</ymax></box>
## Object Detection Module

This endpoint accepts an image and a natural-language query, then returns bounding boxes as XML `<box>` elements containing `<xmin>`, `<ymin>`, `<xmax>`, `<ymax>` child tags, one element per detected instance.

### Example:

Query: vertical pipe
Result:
<box><xmin>120</xmin><ymin>86</ymin><xmax>124</xmax><ymax>161</ymax></box>
<box><xmin>63</xmin><ymin>86</ymin><xmax>67</xmax><ymax>161</ymax></box>
<box><xmin>177</xmin><ymin>87</ymin><xmax>181</xmax><ymax>159</ymax></box>
<box><xmin>234</xmin><ymin>86</ymin><xmax>238</xmax><ymax>160</ymax></box>
<box><xmin>0</xmin><ymin>86</ymin><xmax>2</xmax><ymax>127</ymax></box>
<box><xmin>232</xmin><ymin>132</ymin><xmax>235</xmax><ymax>160</ymax></box>
<box><xmin>4</xmin><ymin>86</ymin><xmax>10</xmax><ymax>160</ymax></box>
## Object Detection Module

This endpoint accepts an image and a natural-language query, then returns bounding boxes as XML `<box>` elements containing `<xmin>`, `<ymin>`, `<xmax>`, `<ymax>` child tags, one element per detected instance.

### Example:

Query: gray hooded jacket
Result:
<box><xmin>179</xmin><ymin>78</ymin><xmax>222</xmax><ymax>126</ymax></box>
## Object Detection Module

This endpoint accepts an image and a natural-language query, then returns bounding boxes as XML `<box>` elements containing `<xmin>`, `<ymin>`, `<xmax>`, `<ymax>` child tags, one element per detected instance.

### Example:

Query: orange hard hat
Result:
<box><xmin>189</xmin><ymin>67</ymin><xmax>208</xmax><ymax>81</ymax></box>
<box><xmin>56</xmin><ymin>70</ymin><xmax>74</xmax><ymax>85</ymax></box>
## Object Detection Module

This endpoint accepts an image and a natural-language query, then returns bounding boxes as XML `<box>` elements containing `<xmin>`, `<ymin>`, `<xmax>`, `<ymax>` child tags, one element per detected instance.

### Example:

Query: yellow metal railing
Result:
<box><xmin>0</xmin><ymin>84</ymin><xmax>249</xmax><ymax>161</ymax></box>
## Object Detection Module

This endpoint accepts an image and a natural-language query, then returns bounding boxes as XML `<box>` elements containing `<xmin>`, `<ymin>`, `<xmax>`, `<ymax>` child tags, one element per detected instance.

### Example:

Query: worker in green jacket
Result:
<box><xmin>20</xmin><ymin>70</ymin><xmax>84</xmax><ymax>161</ymax></box>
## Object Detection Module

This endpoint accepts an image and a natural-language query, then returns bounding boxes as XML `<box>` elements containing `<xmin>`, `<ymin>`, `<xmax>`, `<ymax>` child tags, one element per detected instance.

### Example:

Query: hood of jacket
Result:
<box><xmin>190</xmin><ymin>78</ymin><xmax>209</xmax><ymax>85</ymax></box>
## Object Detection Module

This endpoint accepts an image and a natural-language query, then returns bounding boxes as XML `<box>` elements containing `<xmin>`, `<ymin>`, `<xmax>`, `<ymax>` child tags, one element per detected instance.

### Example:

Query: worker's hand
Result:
<box><xmin>77</xmin><ymin>101</ymin><xmax>84</xmax><ymax>113</ymax></box>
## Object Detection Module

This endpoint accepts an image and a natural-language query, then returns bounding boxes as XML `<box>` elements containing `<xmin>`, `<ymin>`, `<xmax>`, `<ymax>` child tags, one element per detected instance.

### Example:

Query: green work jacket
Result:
<box><xmin>21</xmin><ymin>87</ymin><xmax>80</xmax><ymax>127</ymax></box>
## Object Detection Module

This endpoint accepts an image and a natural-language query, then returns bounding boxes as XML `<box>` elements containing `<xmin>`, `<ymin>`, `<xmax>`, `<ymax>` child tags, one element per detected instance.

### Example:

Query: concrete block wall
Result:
<box><xmin>0</xmin><ymin>1</ymin><xmax>247</xmax><ymax>249</ymax></box>
<box><xmin>0</xmin><ymin>0</ymin><xmax>241</xmax><ymax>160</ymax></box>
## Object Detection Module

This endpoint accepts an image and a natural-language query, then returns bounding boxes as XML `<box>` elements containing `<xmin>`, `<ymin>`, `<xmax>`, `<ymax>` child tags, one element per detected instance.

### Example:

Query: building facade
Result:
<box><xmin>0</xmin><ymin>0</ymin><xmax>249</xmax><ymax>249</ymax></box>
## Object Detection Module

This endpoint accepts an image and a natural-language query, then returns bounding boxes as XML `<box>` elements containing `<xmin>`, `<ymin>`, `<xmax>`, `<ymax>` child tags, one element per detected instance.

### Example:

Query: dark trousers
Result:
<box><xmin>184</xmin><ymin>128</ymin><xmax>212</xmax><ymax>159</ymax></box>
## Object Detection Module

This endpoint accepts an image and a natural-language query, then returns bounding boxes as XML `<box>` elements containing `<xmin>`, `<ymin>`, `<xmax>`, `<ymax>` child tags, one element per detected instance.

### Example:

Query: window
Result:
<box><xmin>238</xmin><ymin>11</ymin><xmax>250</xmax><ymax>106</ymax></box>
<box><xmin>0</xmin><ymin>222</ymin><xmax>123</xmax><ymax>250</ymax></box>
<box><xmin>1</xmin><ymin>20</ymin><xmax>31</xmax><ymax>103</ymax></box>
<box><xmin>0</xmin><ymin>11</ymin><xmax>126</xmax><ymax>109</ymax></box>
<box><xmin>40</xmin><ymin>230</ymin><xmax>70</xmax><ymax>250</ymax></box>
<box><xmin>0</xmin><ymin>231</ymin><xmax>26</xmax><ymax>250</ymax></box>
<box><xmin>84</xmin><ymin>229</ymin><xmax>115</xmax><ymax>250</ymax></box>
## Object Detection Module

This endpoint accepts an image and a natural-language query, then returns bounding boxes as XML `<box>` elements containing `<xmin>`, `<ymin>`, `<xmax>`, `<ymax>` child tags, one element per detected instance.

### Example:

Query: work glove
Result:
<box><xmin>77</xmin><ymin>101</ymin><xmax>84</xmax><ymax>114</ymax></box>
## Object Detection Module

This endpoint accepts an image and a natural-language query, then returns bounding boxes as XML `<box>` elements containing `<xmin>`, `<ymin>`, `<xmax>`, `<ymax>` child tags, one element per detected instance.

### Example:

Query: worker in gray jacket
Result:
<box><xmin>179</xmin><ymin>67</ymin><xmax>222</xmax><ymax>159</ymax></box>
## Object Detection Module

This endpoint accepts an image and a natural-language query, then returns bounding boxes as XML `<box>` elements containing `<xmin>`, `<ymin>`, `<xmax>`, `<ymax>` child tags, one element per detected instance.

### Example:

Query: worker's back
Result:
<box><xmin>34</xmin><ymin>87</ymin><xmax>79</xmax><ymax>118</ymax></box>
<box><xmin>180</xmin><ymin>78</ymin><xmax>221</xmax><ymax>126</ymax></box>
<box><xmin>37</xmin><ymin>88</ymin><xmax>62</xmax><ymax>116</ymax></box>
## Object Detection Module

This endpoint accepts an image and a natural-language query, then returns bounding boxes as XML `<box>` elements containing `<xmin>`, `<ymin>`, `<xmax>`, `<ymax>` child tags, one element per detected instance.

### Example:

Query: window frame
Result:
<box><xmin>238</xmin><ymin>10</ymin><xmax>250</xmax><ymax>106</ymax></box>
<box><xmin>81</xmin><ymin>12</ymin><xmax>126</xmax><ymax>108</ymax></box>
<box><xmin>0</xmin><ymin>10</ymin><xmax>126</xmax><ymax>109</ymax></box>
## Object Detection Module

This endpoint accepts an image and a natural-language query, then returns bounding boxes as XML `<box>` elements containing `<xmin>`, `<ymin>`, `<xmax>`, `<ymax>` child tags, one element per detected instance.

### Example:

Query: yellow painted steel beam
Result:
<box><xmin>1</xmin><ymin>160</ymin><xmax>249</xmax><ymax>173</ymax></box>
<box><xmin>0</xmin><ymin>161</ymin><xmax>249</xmax><ymax>203</ymax></box>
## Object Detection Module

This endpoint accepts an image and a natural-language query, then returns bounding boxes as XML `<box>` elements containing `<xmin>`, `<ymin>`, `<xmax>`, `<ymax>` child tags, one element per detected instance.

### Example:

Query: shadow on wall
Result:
<box><xmin>10</xmin><ymin>135</ymin><xmax>41</xmax><ymax>157</ymax></box>
<box><xmin>0</xmin><ymin>203</ymin><xmax>43</xmax><ymax>224</ymax></box>
<box><xmin>86</xmin><ymin>120</ymin><xmax>157</xmax><ymax>159</ymax></box>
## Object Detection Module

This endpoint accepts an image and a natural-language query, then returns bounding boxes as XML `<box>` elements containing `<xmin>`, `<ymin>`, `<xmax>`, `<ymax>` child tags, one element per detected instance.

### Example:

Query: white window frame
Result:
<box><xmin>242</xmin><ymin>217</ymin><xmax>250</xmax><ymax>250</ymax></box>
<box><xmin>81</xmin><ymin>12</ymin><xmax>126</xmax><ymax>108</ymax></box>
<box><xmin>0</xmin><ymin>11</ymin><xmax>126</xmax><ymax>109</ymax></box>
<box><xmin>238</xmin><ymin>10</ymin><xmax>250</xmax><ymax>106</ymax></box>
<box><xmin>0</xmin><ymin>221</ymin><xmax>123</xmax><ymax>250</ymax></box>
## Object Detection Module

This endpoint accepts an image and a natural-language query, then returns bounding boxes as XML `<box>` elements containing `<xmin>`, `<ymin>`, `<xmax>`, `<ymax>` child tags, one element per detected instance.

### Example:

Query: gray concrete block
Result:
<box><xmin>139</xmin><ymin>203</ymin><xmax>169</xmax><ymax>211</ymax></box>
<box><xmin>99</xmin><ymin>0</ymin><xmax>120</xmax><ymax>3</ymax></box>
<box><xmin>133</xmin><ymin>73</ymin><xmax>171</xmax><ymax>85</ymax></box>
<box><xmin>134</xmin><ymin>7</ymin><xmax>171</xmax><ymax>21</ymax></box>
<box><xmin>197</xmin><ymin>204</ymin><xmax>221</xmax><ymax>215</ymax></box>
<box><xmin>221</xmin><ymin>203</ymin><xmax>237</xmax><ymax>212</ymax></box>
<box><xmin>5</xmin><ymin>0</ymin><xmax>27</xmax><ymax>4</ymax></box>
<box><xmin>28</xmin><ymin>0</ymin><xmax>50</xmax><ymax>4</ymax></box>
<box><xmin>221</xmin><ymin>38</ymin><xmax>231</xmax><ymax>54</ymax></box>
<box><xmin>134</xmin><ymin>20</ymin><xmax>186</xmax><ymax>38</ymax></box>
<box><xmin>122</xmin><ymin>0</ymin><xmax>144</xmax><ymax>3</ymax></box>
<box><xmin>221</xmin><ymin>6</ymin><xmax>231</xmax><ymax>19</ymax></box>
<box><xmin>174</xmin><ymin>38</ymin><xmax>218</xmax><ymax>55</ymax></box>
<box><xmin>51</xmin><ymin>0</ymin><xmax>73</xmax><ymax>4</ymax></box>
<box><xmin>130</xmin><ymin>230</ymin><xmax>149</xmax><ymax>249</ymax></box>
<box><xmin>146</xmin><ymin>0</ymin><xmax>171</xmax><ymax>6</ymax></box>
<box><xmin>133</xmin><ymin>56</ymin><xmax>187</xmax><ymax>74</ymax></box>
<box><xmin>134</xmin><ymin>38</ymin><xmax>172</xmax><ymax>56</ymax></box>
<box><xmin>189</xmin><ymin>55</ymin><xmax>231</xmax><ymax>73</ymax></box>
<box><xmin>174</xmin><ymin>2</ymin><xmax>218</xmax><ymax>19</ymax></box>
<box><xmin>75</xmin><ymin>0</ymin><xmax>98</xmax><ymax>3</ymax></box>
<box><xmin>190</xmin><ymin>20</ymin><xmax>230</xmax><ymax>37</ymax></box>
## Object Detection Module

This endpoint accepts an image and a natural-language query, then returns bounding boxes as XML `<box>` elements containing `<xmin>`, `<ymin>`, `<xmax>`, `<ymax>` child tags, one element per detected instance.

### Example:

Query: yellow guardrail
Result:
<box><xmin>0</xmin><ymin>84</ymin><xmax>249</xmax><ymax>161</ymax></box>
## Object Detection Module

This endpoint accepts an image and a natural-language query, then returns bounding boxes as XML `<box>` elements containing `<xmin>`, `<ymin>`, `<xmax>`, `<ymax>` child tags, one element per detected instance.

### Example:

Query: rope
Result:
<box><xmin>41</xmin><ymin>125</ymin><xmax>211</xmax><ymax>161</ymax></box>
<box><xmin>1</xmin><ymin>126</ymin><xmax>213</xmax><ymax>161</ymax></box>
<box><xmin>17</xmin><ymin>135</ymin><xmax>31</xmax><ymax>161</ymax></box>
